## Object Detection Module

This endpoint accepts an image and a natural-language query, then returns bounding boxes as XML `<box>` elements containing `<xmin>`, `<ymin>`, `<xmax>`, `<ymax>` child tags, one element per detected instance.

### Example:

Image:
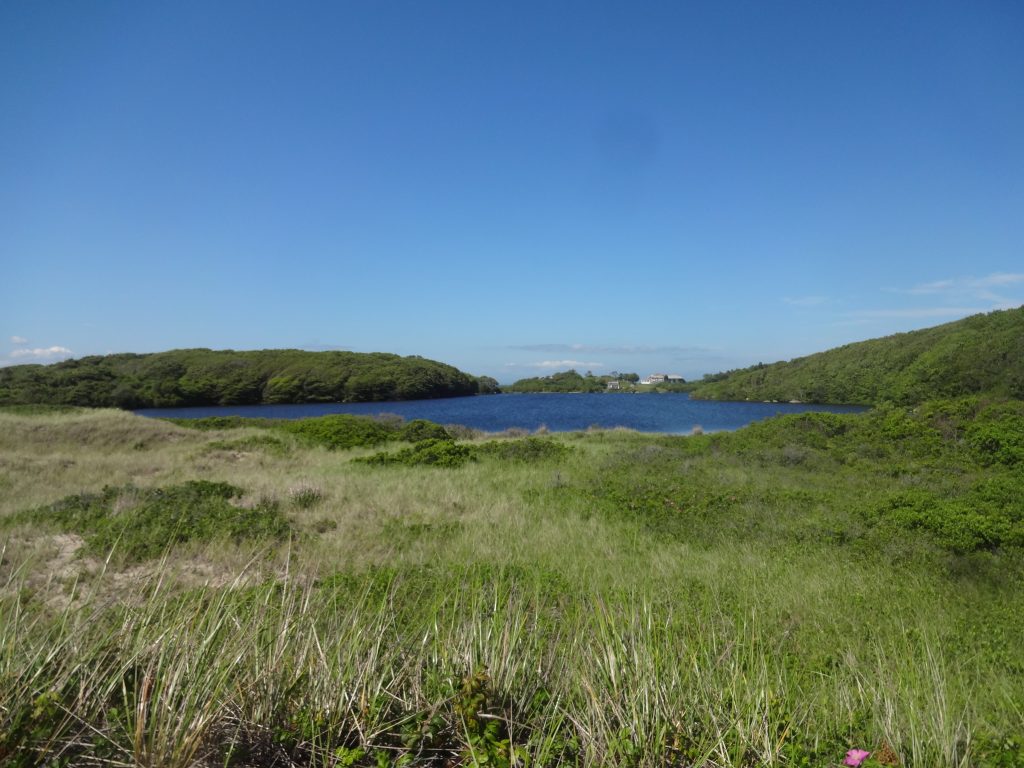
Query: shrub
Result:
<box><xmin>870</xmin><ymin>489</ymin><xmax>1022</xmax><ymax>553</ymax></box>
<box><xmin>10</xmin><ymin>480</ymin><xmax>290</xmax><ymax>562</ymax></box>
<box><xmin>356</xmin><ymin>439</ymin><xmax>474</xmax><ymax>468</ymax></box>
<box><xmin>399</xmin><ymin>419</ymin><xmax>452</xmax><ymax>443</ymax></box>
<box><xmin>966</xmin><ymin>412</ymin><xmax>1024</xmax><ymax>467</ymax></box>
<box><xmin>474</xmin><ymin>437</ymin><xmax>570</xmax><ymax>463</ymax></box>
<box><xmin>167</xmin><ymin>416</ymin><xmax>269</xmax><ymax>431</ymax></box>
<box><xmin>282</xmin><ymin>414</ymin><xmax>397</xmax><ymax>450</ymax></box>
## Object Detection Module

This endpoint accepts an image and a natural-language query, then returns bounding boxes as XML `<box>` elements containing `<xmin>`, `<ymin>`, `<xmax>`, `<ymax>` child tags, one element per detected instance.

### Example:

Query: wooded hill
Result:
<box><xmin>0</xmin><ymin>348</ymin><xmax>489</xmax><ymax>408</ymax></box>
<box><xmin>690</xmin><ymin>307</ymin><xmax>1024</xmax><ymax>405</ymax></box>
<box><xmin>506</xmin><ymin>370</ymin><xmax>611</xmax><ymax>393</ymax></box>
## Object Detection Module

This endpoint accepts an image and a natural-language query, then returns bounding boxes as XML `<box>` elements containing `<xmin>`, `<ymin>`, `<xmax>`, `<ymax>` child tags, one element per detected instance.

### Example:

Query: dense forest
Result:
<box><xmin>0</xmin><ymin>349</ymin><xmax>497</xmax><ymax>408</ymax></box>
<box><xmin>689</xmin><ymin>307</ymin><xmax>1024</xmax><ymax>405</ymax></box>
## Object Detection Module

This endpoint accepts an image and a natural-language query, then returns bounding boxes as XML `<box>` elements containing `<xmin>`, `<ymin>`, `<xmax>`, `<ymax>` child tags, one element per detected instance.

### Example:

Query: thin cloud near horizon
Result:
<box><xmin>510</xmin><ymin>343</ymin><xmax>714</xmax><ymax>356</ymax></box>
<box><xmin>506</xmin><ymin>360</ymin><xmax>605</xmax><ymax>370</ymax></box>
<box><xmin>7</xmin><ymin>346</ymin><xmax>74</xmax><ymax>362</ymax></box>
<box><xmin>891</xmin><ymin>272</ymin><xmax>1024</xmax><ymax>308</ymax></box>
<box><xmin>841</xmin><ymin>272</ymin><xmax>1023</xmax><ymax>324</ymax></box>
<box><xmin>782</xmin><ymin>296</ymin><xmax>829</xmax><ymax>307</ymax></box>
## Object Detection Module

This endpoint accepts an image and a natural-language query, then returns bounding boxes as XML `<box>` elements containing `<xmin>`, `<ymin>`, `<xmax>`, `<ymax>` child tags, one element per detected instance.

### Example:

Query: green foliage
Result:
<box><xmin>8</xmin><ymin>480</ymin><xmax>290</xmax><ymax>562</ymax></box>
<box><xmin>4</xmin><ymin>401</ymin><xmax>1024</xmax><ymax>766</ymax></box>
<box><xmin>870</xmin><ymin>490</ymin><xmax>1015</xmax><ymax>553</ymax></box>
<box><xmin>0</xmin><ymin>403</ymin><xmax>86</xmax><ymax>416</ymax></box>
<box><xmin>1</xmin><ymin>690</ymin><xmax>65</xmax><ymax>768</ymax></box>
<box><xmin>454</xmin><ymin>668</ymin><xmax>515</xmax><ymax>768</ymax></box>
<box><xmin>474</xmin><ymin>436</ymin><xmax>571</xmax><ymax>463</ymax></box>
<box><xmin>506</xmin><ymin>369</ymin><xmax>607</xmax><ymax>393</ymax></box>
<box><xmin>356</xmin><ymin>439</ymin><xmax>474</xmax><ymax>468</ymax></box>
<box><xmin>965</xmin><ymin>403</ymin><xmax>1024</xmax><ymax>466</ymax></box>
<box><xmin>167</xmin><ymin>415</ymin><xmax>277</xmax><ymax>431</ymax></box>
<box><xmin>172</xmin><ymin>412</ymin><xmax>458</xmax><ymax>453</ymax></box>
<box><xmin>398</xmin><ymin>419</ymin><xmax>452</xmax><ymax>443</ymax></box>
<box><xmin>476</xmin><ymin>376</ymin><xmax>501</xmax><ymax>395</ymax></box>
<box><xmin>573</xmin><ymin>399</ymin><xmax>1024</xmax><ymax>555</ymax></box>
<box><xmin>282</xmin><ymin>414</ymin><xmax>399</xmax><ymax>450</ymax></box>
<box><xmin>0</xmin><ymin>348</ymin><xmax>480</xmax><ymax>408</ymax></box>
<box><xmin>691</xmin><ymin>306</ymin><xmax>1024</xmax><ymax>405</ymax></box>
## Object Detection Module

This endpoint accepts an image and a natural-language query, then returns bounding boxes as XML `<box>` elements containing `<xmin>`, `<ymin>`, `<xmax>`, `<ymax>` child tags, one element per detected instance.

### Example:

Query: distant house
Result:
<box><xmin>607</xmin><ymin>380</ymin><xmax>620</xmax><ymax>390</ymax></box>
<box><xmin>641</xmin><ymin>373</ymin><xmax>668</xmax><ymax>385</ymax></box>
<box><xmin>666</xmin><ymin>374</ymin><xmax>685</xmax><ymax>382</ymax></box>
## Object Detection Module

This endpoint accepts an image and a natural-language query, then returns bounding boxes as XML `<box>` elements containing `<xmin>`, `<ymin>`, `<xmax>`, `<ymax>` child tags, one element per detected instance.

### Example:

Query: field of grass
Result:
<box><xmin>1</xmin><ymin>403</ymin><xmax>1022</xmax><ymax>767</ymax></box>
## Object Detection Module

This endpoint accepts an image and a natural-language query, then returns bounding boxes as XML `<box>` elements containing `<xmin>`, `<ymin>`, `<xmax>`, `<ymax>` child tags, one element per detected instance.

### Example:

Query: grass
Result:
<box><xmin>1</xmin><ymin>404</ymin><xmax>1023</xmax><ymax>766</ymax></box>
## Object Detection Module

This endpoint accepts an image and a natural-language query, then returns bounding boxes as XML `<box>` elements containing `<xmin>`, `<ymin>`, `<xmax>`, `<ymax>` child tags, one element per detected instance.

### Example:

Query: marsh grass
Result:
<box><xmin>1</xmin><ymin>405</ymin><xmax>1023</xmax><ymax>766</ymax></box>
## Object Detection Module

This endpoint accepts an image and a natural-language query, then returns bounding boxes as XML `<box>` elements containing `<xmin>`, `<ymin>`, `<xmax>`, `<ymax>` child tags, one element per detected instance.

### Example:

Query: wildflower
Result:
<box><xmin>843</xmin><ymin>749</ymin><xmax>871</xmax><ymax>767</ymax></box>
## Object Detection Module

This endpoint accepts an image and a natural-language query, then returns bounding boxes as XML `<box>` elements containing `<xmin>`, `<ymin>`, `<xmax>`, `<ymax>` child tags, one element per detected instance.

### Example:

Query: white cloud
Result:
<box><xmin>505</xmin><ymin>359</ymin><xmax>604</xmax><ymax>370</ymax></box>
<box><xmin>10</xmin><ymin>336</ymin><xmax>28</xmax><ymax>344</ymax></box>
<box><xmin>856</xmin><ymin>272</ymin><xmax>1024</xmax><ymax>323</ymax></box>
<box><xmin>512</xmin><ymin>343</ymin><xmax>711</xmax><ymax>357</ymax></box>
<box><xmin>972</xmin><ymin>272</ymin><xmax>1024</xmax><ymax>288</ymax></box>
<box><xmin>783</xmin><ymin>296</ymin><xmax>828</xmax><ymax>307</ymax></box>
<box><xmin>535</xmin><ymin>360</ymin><xmax>602</xmax><ymax>368</ymax></box>
<box><xmin>904</xmin><ymin>280</ymin><xmax>956</xmax><ymax>295</ymax></box>
<box><xmin>10</xmin><ymin>346</ymin><xmax>73</xmax><ymax>360</ymax></box>
<box><xmin>896</xmin><ymin>272</ymin><xmax>1024</xmax><ymax>308</ymax></box>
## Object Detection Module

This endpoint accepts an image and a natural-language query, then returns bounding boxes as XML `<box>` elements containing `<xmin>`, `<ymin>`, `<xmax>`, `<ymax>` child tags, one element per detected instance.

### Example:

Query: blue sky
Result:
<box><xmin>2</xmin><ymin>1</ymin><xmax>1022</xmax><ymax>382</ymax></box>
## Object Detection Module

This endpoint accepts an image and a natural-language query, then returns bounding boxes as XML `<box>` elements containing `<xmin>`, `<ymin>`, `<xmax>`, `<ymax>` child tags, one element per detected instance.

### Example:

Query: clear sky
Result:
<box><xmin>2</xmin><ymin>1</ymin><xmax>1022</xmax><ymax>382</ymax></box>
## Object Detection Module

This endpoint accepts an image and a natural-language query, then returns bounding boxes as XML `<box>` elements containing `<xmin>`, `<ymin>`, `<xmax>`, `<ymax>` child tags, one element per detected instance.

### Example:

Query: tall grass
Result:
<box><xmin>4</xmin><ymin>557</ymin><xmax>1016</xmax><ymax>766</ymax></box>
<box><xmin>1</xmin><ymin>407</ymin><xmax>1022</xmax><ymax>766</ymax></box>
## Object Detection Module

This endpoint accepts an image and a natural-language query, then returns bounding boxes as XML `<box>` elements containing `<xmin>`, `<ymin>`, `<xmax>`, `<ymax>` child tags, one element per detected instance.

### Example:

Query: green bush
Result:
<box><xmin>474</xmin><ymin>437</ymin><xmax>570</xmax><ymax>463</ymax></box>
<box><xmin>282</xmin><ymin>414</ymin><xmax>398</xmax><ymax>450</ymax></box>
<box><xmin>167</xmin><ymin>416</ymin><xmax>274</xmax><ymax>431</ymax></box>
<box><xmin>9</xmin><ymin>481</ymin><xmax>290</xmax><ymax>562</ymax></box>
<box><xmin>870</xmin><ymin>490</ymin><xmax>1021</xmax><ymax>553</ymax></box>
<box><xmin>356</xmin><ymin>439</ymin><xmax>474</xmax><ymax>468</ymax></box>
<box><xmin>399</xmin><ymin>419</ymin><xmax>452</xmax><ymax>443</ymax></box>
<box><xmin>966</xmin><ymin>412</ymin><xmax>1024</xmax><ymax>466</ymax></box>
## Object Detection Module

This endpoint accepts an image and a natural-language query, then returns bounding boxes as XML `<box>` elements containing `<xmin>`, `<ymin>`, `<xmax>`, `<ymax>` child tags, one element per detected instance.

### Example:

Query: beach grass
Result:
<box><xmin>1</xmin><ymin>405</ymin><xmax>1022</xmax><ymax>766</ymax></box>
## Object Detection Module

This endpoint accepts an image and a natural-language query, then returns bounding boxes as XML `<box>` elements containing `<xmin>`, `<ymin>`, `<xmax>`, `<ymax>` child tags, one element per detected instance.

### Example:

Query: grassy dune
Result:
<box><xmin>1</xmin><ymin>405</ymin><xmax>1022</xmax><ymax>767</ymax></box>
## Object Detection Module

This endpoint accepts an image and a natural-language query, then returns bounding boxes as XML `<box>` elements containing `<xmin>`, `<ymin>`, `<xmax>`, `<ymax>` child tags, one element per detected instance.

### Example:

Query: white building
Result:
<box><xmin>641</xmin><ymin>373</ymin><xmax>668</xmax><ymax>385</ymax></box>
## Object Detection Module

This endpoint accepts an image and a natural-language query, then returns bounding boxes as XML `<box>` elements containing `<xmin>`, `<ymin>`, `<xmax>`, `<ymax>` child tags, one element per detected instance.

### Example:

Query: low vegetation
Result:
<box><xmin>171</xmin><ymin>413</ymin><xmax>454</xmax><ymax>451</ymax></box>
<box><xmin>1</xmin><ymin>401</ymin><xmax>1023</xmax><ymax>766</ymax></box>
<box><xmin>8</xmin><ymin>480</ymin><xmax>290</xmax><ymax>564</ymax></box>
<box><xmin>690</xmin><ymin>306</ymin><xmax>1024</xmax><ymax>404</ymax></box>
<box><xmin>0</xmin><ymin>348</ymin><xmax>494</xmax><ymax>408</ymax></box>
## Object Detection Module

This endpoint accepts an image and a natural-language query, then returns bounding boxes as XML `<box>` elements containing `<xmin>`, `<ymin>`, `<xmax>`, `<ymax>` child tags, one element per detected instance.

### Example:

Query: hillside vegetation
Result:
<box><xmin>2</xmin><ymin>402</ymin><xmax>1023</xmax><ymax>766</ymax></box>
<box><xmin>506</xmin><ymin>369</ymin><xmax>610</xmax><ymax>393</ymax></box>
<box><xmin>690</xmin><ymin>307</ymin><xmax>1024</xmax><ymax>405</ymax></box>
<box><xmin>0</xmin><ymin>348</ymin><xmax>490</xmax><ymax>408</ymax></box>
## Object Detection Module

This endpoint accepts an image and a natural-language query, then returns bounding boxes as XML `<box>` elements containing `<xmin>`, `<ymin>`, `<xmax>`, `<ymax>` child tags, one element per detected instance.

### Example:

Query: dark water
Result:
<box><xmin>135</xmin><ymin>393</ymin><xmax>865</xmax><ymax>434</ymax></box>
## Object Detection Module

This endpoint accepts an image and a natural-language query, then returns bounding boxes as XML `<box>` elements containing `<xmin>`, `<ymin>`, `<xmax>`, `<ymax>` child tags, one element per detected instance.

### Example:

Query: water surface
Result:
<box><xmin>136</xmin><ymin>393</ymin><xmax>866</xmax><ymax>433</ymax></box>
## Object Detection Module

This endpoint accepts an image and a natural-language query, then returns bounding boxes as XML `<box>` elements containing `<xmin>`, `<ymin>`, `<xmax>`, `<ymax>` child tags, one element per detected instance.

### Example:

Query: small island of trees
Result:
<box><xmin>506</xmin><ymin>369</ymin><xmax>691</xmax><ymax>394</ymax></box>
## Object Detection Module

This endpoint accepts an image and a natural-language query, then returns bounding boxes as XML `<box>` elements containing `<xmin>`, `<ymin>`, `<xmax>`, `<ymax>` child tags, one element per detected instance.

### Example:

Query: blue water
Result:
<box><xmin>135</xmin><ymin>393</ymin><xmax>866</xmax><ymax>434</ymax></box>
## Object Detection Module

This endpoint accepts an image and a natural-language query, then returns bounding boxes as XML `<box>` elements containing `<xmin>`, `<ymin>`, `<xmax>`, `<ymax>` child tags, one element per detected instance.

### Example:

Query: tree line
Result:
<box><xmin>0</xmin><ymin>348</ymin><xmax>498</xmax><ymax>408</ymax></box>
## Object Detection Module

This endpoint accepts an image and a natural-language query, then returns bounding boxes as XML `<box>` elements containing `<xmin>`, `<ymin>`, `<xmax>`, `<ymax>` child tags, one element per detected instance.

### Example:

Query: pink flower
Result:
<box><xmin>843</xmin><ymin>749</ymin><xmax>871</xmax><ymax>767</ymax></box>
